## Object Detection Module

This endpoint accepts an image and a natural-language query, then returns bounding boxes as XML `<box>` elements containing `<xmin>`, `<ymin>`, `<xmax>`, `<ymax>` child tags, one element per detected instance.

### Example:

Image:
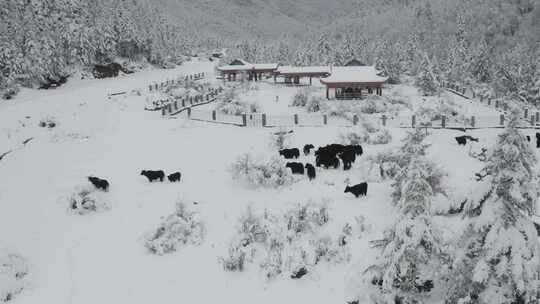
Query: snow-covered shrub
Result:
<box><xmin>230</xmin><ymin>153</ymin><xmax>294</xmax><ymax>188</ymax></box>
<box><xmin>221</xmin><ymin>243</ymin><xmax>249</xmax><ymax>272</ymax></box>
<box><xmin>354</xmin><ymin>215</ymin><xmax>372</xmax><ymax>236</ymax></box>
<box><xmin>306</xmin><ymin>96</ymin><xmax>323</xmax><ymax>113</ymax></box>
<box><xmin>0</xmin><ymin>252</ymin><xmax>28</xmax><ymax>302</ymax></box>
<box><xmin>369</xmin><ymin>129</ymin><xmax>392</xmax><ymax>145</ymax></box>
<box><xmin>260</xmin><ymin>238</ymin><xmax>285</xmax><ymax>280</ymax></box>
<box><xmin>339</xmin><ymin>131</ymin><xmax>369</xmax><ymax>145</ymax></box>
<box><xmin>216</xmin><ymin>97</ymin><xmax>261</xmax><ymax>115</ymax></box>
<box><xmin>311</xmin><ymin>236</ymin><xmax>350</xmax><ymax>265</ymax></box>
<box><xmin>222</xmin><ymin>201</ymin><xmax>347</xmax><ymax>280</ymax></box>
<box><xmin>1</xmin><ymin>84</ymin><xmax>19</xmax><ymax>100</ymax></box>
<box><xmin>145</xmin><ymin>202</ymin><xmax>205</xmax><ymax>255</ymax></box>
<box><xmin>237</xmin><ymin>206</ymin><xmax>273</xmax><ymax>246</ymax></box>
<box><xmin>269</xmin><ymin>128</ymin><xmax>292</xmax><ymax>150</ymax></box>
<box><xmin>291</xmin><ymin>90</ymin><xmax>309</xmax><ymax>107</ymax></box>
<box><xmin>367</xmin><ymin>151</ymin><xmax>401</xmax><ymax>180</ymax></box>
<box><xmin>38</xmin><ymin>116</ymin><xmax>57</xmax><ymax>128</ymax></box>
<box><xmin>338</xmin><ymin>123</ymin><xmax>392</xmax><ymax>146</ymax></box>
<box><xmin>284</xmin><ymin>202</ymin><xmax>329</xmax><ymax>238</ymax></box>
<box><xmin>68</xmin><ymin>186</ymin><xmax>109</xmax><ymax>215</ymax></box>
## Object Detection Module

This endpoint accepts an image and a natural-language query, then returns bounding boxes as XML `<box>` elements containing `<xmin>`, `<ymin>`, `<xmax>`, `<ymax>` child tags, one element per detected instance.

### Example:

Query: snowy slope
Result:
<box><xmin>1</xmin><ymin>60</ymin><xmax>539</xmax><ymax>304</ymax></box>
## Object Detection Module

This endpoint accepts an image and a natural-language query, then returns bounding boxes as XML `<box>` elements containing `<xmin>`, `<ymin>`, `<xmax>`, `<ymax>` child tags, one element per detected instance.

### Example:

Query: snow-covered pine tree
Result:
<box><xmin>446</xmin><ymin>110</ymin><xmax>540</xmax><ymax>303</ymax></box>
<box><xmin>366</xmin><ymin>157</ymin><xmax>443</xmax><ymax>304</ymax></box>
<box><xmin>415</xmin><ymin>53</ymin><xmax>439</xmax><ymax>96</ymax></box>
<box><xmin>391</xmin><ymin>128</ymin><xmax>445</xmax><ymax>204</ymax></box>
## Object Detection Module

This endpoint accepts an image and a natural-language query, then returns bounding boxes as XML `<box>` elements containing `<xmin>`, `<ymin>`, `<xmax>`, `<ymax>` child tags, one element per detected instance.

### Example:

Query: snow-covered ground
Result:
<box><xmin>1</xmin><ymin>60</ymin><xmax>539</xmax><ymax>304</ymax></box>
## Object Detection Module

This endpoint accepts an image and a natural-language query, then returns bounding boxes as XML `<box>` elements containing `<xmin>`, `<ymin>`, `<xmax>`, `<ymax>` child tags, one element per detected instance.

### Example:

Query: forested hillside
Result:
<box><xmin>220</xmin><ymin>0</ymin><xmax>540</xmax><ymax>107</ymax></box>
<box><xmin>156</xmin><ymin>0</ymin><xmax>355</xmax><ymax>39</ymax></box>
<box><xmin>1</xmin><ymin>0</ymin><xmax>539</xmax><ymax>106</ymax></box>
<box><xmin>0</xmin><ymin>0</ymin><xmax>196</xmax><ymax>93</ymax></box>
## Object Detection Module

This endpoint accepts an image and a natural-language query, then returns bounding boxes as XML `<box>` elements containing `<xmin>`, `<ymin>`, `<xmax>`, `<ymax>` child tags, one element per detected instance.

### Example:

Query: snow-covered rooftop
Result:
<box><xmin>276</xmin><ymin>66</ymin><xmax>330</xmax><ymax>75</ymax></box>
<box><xmin>320</xmin><ymin>66</ymin><xmax>387</xmax><ymax>84</ymax></box>
<box><xmin>218</xmin><ymin>63</ymin><xmax>278</xmax><ymax>72</ymax></box>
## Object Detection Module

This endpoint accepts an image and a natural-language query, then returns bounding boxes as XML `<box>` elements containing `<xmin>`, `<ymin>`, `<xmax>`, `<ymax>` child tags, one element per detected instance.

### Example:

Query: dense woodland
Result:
<box><xmin>0</xmin><ymin>0</ymin><xmax>196</xmax><ymax>91</ymax></box>
<box><xmin>223</xmin><ymin>0</ymin><xmax>540</xmax><ymax>107</ymax></box>
<box><xmin>1</xmin><ymin>0</ymin><xmax>539</xmax><ymax>106</ymax></box>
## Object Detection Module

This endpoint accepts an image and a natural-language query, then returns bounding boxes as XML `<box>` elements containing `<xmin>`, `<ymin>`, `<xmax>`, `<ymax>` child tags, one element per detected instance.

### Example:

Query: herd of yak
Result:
<box><xmin>279</xmin><ymin>143</ymin><xmax>368</xmax><ymax>198</ymax></box>
<box><xmin>82</xmin><ymin>133</ymin><xmax>540</xmax><ymax>199</ymax></box>
<box><xmin>84</xmin><ymin>170</ymin><xmax>181</xmax><ymax>193</ymax></box>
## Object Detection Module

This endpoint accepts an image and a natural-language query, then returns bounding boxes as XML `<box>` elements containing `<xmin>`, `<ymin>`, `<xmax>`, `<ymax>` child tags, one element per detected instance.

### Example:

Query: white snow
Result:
<box><xmin>1</xmin><ymin>59</ymin><xmax>539</xmax><ymax>304</ymax></box>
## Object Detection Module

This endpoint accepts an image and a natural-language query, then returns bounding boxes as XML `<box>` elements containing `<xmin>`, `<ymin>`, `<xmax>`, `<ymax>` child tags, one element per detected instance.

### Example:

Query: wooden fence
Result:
<box><xmin>440</xmin><ymin>80</ymin><xmax>539</xmax><ymax>120</ymax></box>
<box><xmin>172</xmin><ymin>109</ymin><xmax>540</xmax><ymax>129</ymax></box>
<box><xmin>148</xmin><ymin>72</ymin><xmax>205</xmax><ymax>92</ymax></box>
<box><xmin>161</xmin><ymin>86</ymin><xmax>224</xmax><ymax>116</ymax></box>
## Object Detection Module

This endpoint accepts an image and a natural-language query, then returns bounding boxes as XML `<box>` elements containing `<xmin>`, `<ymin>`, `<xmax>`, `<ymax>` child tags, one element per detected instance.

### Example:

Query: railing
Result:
<box><xmin>161</xmin><ymin>86</ymin><xmax>224</xmax><ymax>116</ymax></box>
<box><xmin>148</xmin><ymin>72</ymin><xmax>205</xmax><ymax>92</ymax></box>
<box><xmin>440</xmin><ymin>80</ymin><xmax>539</xmax><ymax>122</ymax></box>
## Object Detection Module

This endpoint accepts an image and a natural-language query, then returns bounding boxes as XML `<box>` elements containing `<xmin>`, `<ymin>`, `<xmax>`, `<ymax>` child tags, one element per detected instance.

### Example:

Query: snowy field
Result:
<box><xmin>1</xmin><ymin>61</ymin><xmax>539</xmax><ymax>304</ymax></box>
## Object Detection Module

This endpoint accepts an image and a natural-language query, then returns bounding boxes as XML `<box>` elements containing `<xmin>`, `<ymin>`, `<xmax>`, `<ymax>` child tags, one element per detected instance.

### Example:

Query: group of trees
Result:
<box><xmin>222</xmin><ymin>0</ymin><xmax>540</xmax><ymax>106</ymax></box>
<box><xmin>366</xmin><ymin>115</ymin><xmax>540</xmax><ymax>303</ymax></box>
<box><xmin>0</xmin><ymin>0</ymin><xmax>197</xmax><ymax>91</ymax></box>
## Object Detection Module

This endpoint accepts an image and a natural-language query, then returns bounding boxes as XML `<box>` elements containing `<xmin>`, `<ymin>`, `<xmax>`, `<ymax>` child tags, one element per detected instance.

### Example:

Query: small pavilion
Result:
<box><xmin>274</xmin><ymin>66</ymin><xmax>330</xmax><ymax>85</ymax></box>
<box><xmin>320</xmin><ymin>63</ymin><xmax>387</xmax><ymax>99</ymax></box>
<box><xmin>217</xmin><ymin>59</ymin><xmax>278</xmax><ymax>82</ymax></box>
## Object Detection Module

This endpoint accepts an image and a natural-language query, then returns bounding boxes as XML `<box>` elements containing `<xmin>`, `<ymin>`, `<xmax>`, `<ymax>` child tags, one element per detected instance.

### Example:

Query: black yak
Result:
<box><xmin>167</xmin><ymin>172</ymin><xmax>181</xmax><ymax>182</ymax></box>
<box><xmin>279</xmin><ymin>148</ymin><xmax>300</xmax><ymax>159</ymax></box>
<box><xmin>345</xmin><ymin>182</ymin><xmax>368</xmax><ymax>197</ymax></box>
<box><xmin>286</xmin><ymin>162</ymin><xmax>304</xmax><ymax>175</ymax></box>
<box><xmin>141</xmin><ymin>170</ymin><xmax>165</xmax><ymax>182</ymax></box>
<box><xmin>87</xmin><ymin>176</ymin><xmax>109</xmax><ymax>192</ymax></box>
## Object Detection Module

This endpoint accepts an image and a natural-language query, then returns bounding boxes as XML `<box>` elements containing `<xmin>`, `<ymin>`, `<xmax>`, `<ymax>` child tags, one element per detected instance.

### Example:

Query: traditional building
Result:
<box><xmin>274</xmin><ymin>66</ymin><xmax>330</xmax><ymax>85</ymax></box>
<box><xmin>217</xmin><ymin>59</ymin><xmax>278</xmax><ymax>81</ymax></box>
<box><xmin>320</xmin><ymin>64</ymin><xmax>387</xmax><ymax>99</ymax></box>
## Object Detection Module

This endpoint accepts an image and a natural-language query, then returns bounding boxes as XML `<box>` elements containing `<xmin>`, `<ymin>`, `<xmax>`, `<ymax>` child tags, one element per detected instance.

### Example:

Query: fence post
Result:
<box><xmin>531</xmin><ymin>115</ymin><xmax>535</xmax><ymax>126</ymax></box>
<box><xmin>190</xmin><ymin>96</ymin><xmax>193</xmax><ymax>105</ymax></box>
<box><xmin>524</xmin><ymin>108</ymin><xmax>529</xmax><ymax>119</ymax></box>
<box><xmin>149</xmin><ymin>85</ymin><xmax>152</xmax><ymax>92</ymax></box>
<box><xmin>488</xmin><ymin>98</ymin><xmax>491</xmax><ymax>106</ymax></box>
<box><xmin>472</xmin><ymin>91</ymin><xmax>476</xmax><ymax>99</ymax></box>
<box><xmin>504</xmin><ymin>103</ymin><xmax>508</xmax><ymax>111</ymax></box>
<box><xmin>174</xmin><ymin>101</ymin><xmax>178</xmax><ymax>111</ymax></box>
<box><xmin>242</xmin><ymin>114</ymin><xmax>247</xmax><ymax>127</ymax></box>
<box><xmin>206</xmin><ymin>94</ymin><xmax>210</xmax><ymax>101</ymax></box>
<box><xmin>187</xmin><ymin>107</ymin><xmax>192</xmax><ymax>118</ymax></box>
<box><xmin>161</xmin><ymin>107</ymin><xmax>166</xmax><ymax>116</ymax></box>
<box><xmin>294</xmin><ymin>114</ymin><xmax>298</xmax><ymax>125</ymax></box>
<box><xmin>323</xmin><ymin>114</ymin><xmax>328</xmax><ymax>125</ymax></box>
<box><xmin>499</xmin><ymin>114</ymin><xmax>505</xmax><ymax>126</ymax></box>
<box><xmin>212</xmin><ymin>110</ymin><xmax>216</xmax><ymax>121</ymax></box>
<box><xmin>536</xmin><ymin>112</ymin><xmax>540</xmax><ymax>123</ymax></box>
<box><xmin>411</xmin><ymin>115</ymin><xmax>416</xmax><ymax>128</ymax></box>
<box><xmin>381</xmin><ymin>115</ymin><xmax>387</xmax><ymax>126</ymax></box>
<box><xmin>441</xmin><ymin>115</ymin><xmax>446</xmax><ymax>128</ymax></box>
<box><xmin>167</xmin><ymin>103</ymin><xmax>172</xmax><ymax>114</ymax></box>
<box><xmin>471</xmin><ymin>116</ymin><xmax>476</xmax><ymax>128</ymax></box>
<box><xmin>353</xmin><ymin>115</ymin><xmax>358</xmax><ymax>125</ymax></box>
<box><xmin>495</xmin><ymin>100</ymin><xmax>499</xmax><ymax>108</ymax></box>
<box><xmin>182</xmin><ymin>99</ymin><xmax>185</xmax><ymax>107</ymax></box>
<box><xmin>262</xmin><ymin>113</ymin><xmax>267</xmax><ymax>127</ymax></box>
